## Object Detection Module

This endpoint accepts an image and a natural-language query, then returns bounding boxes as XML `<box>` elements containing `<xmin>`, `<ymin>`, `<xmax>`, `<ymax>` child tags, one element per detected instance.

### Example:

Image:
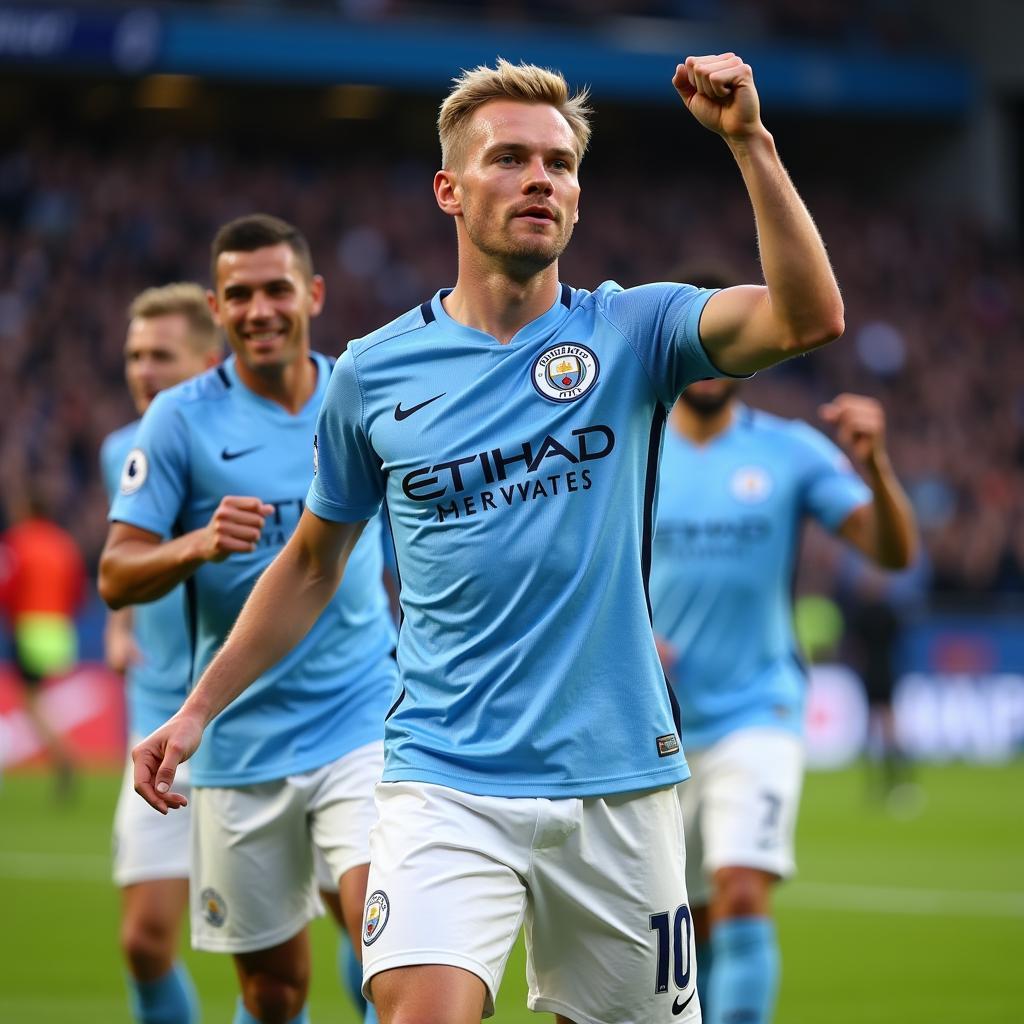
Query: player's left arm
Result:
<box><xmin>674</xmin><ymin>55</ymin><xmax>844</xmax><ymax>375</ymax></box>
<box><xmin>822</xmin><ymin>394</ymin><xmax>917</xmax><ymax>570</ymax></box>
<box><xmin>132</xmin><ymin>508</ymin><xmax>367</xmax><ymax>812</ymax></box>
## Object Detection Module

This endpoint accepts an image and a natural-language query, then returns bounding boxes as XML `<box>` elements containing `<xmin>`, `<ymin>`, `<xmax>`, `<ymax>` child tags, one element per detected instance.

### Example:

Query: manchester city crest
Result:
<box><xmin>532</xmin><ymin>343</ymin><xmax>600</xmax><ymax>403</ymax></box>
<box><xmin>200</xmin><ymin>887</ymin><xmax>227</xmax><ymax>928</ymax></box>
<box><xmin>363</xmin><ymin>889</ymin><xmax>390</xmax><ymax>946</ymax></box>
<box><xmin>730</xmin><ymin>465</ymin><xmax>773</xmax><ymax>504</ymax></box>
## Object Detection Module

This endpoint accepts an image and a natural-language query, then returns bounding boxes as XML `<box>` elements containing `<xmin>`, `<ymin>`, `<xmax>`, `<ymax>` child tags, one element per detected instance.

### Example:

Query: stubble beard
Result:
<box><xmin>464</xmin><ymin>207</ymin><xmax>574</xmax><ymax>281</ymax></box>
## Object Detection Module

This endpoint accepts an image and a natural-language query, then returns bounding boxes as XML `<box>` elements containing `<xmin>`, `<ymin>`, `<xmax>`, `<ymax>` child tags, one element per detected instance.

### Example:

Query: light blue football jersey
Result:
<box><xmin>101</xmin><ymin>422</ymin><xmax>192</xmax><ymax>738</ymax></box>
<box><xmin>307</xmin><ymin>281</ymin><xmax>722</xmax><ymax>798</ymax></box>
<box><xmin>109</xmin><ymin>352</ymin><xmax>397</xmax><ymax>786</ymax></box>
<box><xmin>650</xmin><ymin>405</ymin><xmax>870</xmax><ymax>749</ymax></box>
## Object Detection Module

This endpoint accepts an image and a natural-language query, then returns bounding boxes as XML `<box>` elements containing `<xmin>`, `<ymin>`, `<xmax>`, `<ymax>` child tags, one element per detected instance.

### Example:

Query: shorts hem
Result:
<box><xmin>362</xmin><ymin>949</ymin><xmax>498</xmax><ymax>1009</ymax></box>
<box><xmin>191</xmin><ymin>908</ymin><xmax>320</xmax><ymax>954</ymax></box>
<box><xmin>704</xmin><ymin>855</ymin><xmax>795</xmax><ymax>880</ymax></box>
<box><xmin>528</xmin><ymin>995</ymin><xmax>611</xmax><ymax>1024</ymax></box>
<box><xmin>333</xmin><ymin>851</ymin><xmax>371</xmax><ymax>880</ymax></box>
<box><xmin>114</xmin><ymin>864</ymin><xmax>190</xmax><ymax>887</ymax></box>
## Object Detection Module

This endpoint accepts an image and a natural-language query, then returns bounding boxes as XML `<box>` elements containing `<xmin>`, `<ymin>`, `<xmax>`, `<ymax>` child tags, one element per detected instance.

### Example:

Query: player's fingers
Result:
<box><xmin>818</xmin><ymin>402</ymin><xmax>838</xmax><ymax>421</ymax></box>
<box><xmin>221</xmin><ymin>495</ymin><xmax>271</xmax><ymax>515</ymax></box>
<box><xmin>215</xmin><ymin>508</ymin><xmax>270</xmax><ymax>530</ymax></box>
<box><xmin>686</xmin><ymin>53</ymin><xmax>738</xmax><ymax>92</ymax></box>
<box><xmin>216</xmin><ymin>532</ymin><xmax>263</xmax><ymax>554</ymax></box>
<box><xmin>132</xmin><ymin>744</ymin><xmax>170</xmax><ymax>813</ymax></box>
<box><xmin>153</xmin><ymin>742</ymin><xmax>186</xmax><ymax>795</ymax></box>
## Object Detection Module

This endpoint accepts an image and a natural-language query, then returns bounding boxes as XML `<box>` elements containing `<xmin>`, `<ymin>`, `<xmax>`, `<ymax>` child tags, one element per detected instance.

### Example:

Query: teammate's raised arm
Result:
<box><xmin>674</xmin><ymin>54</ymin><xmax>844</xmax><ymax>375</ymax></box>
<box><xmin>822</xmin><ymin>393</ymin><xmax>918</xmax><ymax>570</ymax></box>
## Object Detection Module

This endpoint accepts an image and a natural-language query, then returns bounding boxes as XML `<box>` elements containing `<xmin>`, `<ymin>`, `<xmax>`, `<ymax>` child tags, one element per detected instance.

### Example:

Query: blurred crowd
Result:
<box><xmin>160</xmin><ymin>0</ymin><xmax>940</xmax><ymax>50</ymax></box>
<box><xmin>0</xmin><ymin>133</ymin><xmax>1020</xmax><ymax>598</ymax></box>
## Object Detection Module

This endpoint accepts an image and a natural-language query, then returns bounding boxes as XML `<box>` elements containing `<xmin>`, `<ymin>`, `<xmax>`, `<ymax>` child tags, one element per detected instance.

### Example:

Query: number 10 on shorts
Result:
<box><xmin>649</xmin><ymin>904</ymin><xmax>692</xmax><ymax>994</ymax></box>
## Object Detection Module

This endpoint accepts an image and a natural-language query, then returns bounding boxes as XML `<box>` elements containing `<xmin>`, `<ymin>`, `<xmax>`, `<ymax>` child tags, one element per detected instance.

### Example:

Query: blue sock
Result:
<box><xmin>337</xmin><ymin>931</ymin><xmax>368</xmax><ymax>1015</ymax></box>
<box><xmin>695</xmin><ymin>939</ymin><xmax>713</xmax><ymax>1018</ymax></box>
<box><xmin>232</xmin><ymin>1000</ymin><xmax>308</xmax><ymax>1024</ymax></box>
<box><xmin>128</xmin><ymin>962</ymin><xmax>199</xmax><ymax>1024</ymax></box>
<box><xmin>708</xmin><ymin>917</ymin><xmax>779</xmax><ymax>1024</ymax></box>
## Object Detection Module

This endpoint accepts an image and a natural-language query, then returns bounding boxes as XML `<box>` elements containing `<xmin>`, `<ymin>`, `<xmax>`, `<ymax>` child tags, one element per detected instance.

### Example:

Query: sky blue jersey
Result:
<box><xmin>307</xmin><ymin>281</ymin><xmax>722</xmax><ymax>798</ymax></box>
<box><xmin>109</xmin><ymin>352</ymin><xmax>397</xmax><ymax>786</ymax></box>
<box><xmin>650</xmin><ymin>405</ymin><xmax>870</xmax><ymax>749</ymax></box>
<box><xmin>101</xmin><ymin>421</ymin><xmax>192</xmax><ymax>738</ymax></box>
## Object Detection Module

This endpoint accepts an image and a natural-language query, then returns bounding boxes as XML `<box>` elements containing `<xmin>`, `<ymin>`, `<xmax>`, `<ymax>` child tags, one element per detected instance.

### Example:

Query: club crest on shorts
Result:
<box><xmin>532</xmin><ymin>343</ymin><xmax>600</xmax><ymax>403</ymax></box>
<box><xmin>120</xmin><ymin>448</ymin><xmax>148</xmax><ymax>495</ymax></box>
<box><xmin>363</xmin><ymin>890</ymin><xmax>389</xmax><ymax>945</ymax></box>
<box><xmin>200</xmin><ymin>887</ymin><xmax>227</xmax><ymax>928</ymax></box>
<box><xmin>730</xmin><ymin>465</ymin><xmax>773</xmax><ymax>504</ymax></box>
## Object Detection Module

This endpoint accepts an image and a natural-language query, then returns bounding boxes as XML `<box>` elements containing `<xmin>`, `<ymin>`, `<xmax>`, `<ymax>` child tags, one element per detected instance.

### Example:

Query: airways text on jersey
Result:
<box><xmin>401</xmin><ymin>423</ymin><xmax>615</xmax><ymax>523</ymax></box>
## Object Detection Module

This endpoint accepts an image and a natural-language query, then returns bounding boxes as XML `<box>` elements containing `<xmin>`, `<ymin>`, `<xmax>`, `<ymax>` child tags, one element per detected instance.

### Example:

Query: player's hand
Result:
<box><xmin>199</xmin><ymin>495</ymin><xmax>275</xmax><ymax>562</ymax></box>
<box><xmin>104</xmin><ymin>622</ymin><xmax>140</xmax><ymax>674</ymax></box>
<box><xmin>819</xmin><ymin>393</ymin><xmax>888</xmax><ymax>470</ymax></box>
<box><xmin>132</xmin><ymin>711</ymin><xmax>203</xmax><ymax>813</ymax></box>
<box><xmin>673</xmin><ymin>54</ymin><xmax>762</xmax><ymax>141</ymax></box>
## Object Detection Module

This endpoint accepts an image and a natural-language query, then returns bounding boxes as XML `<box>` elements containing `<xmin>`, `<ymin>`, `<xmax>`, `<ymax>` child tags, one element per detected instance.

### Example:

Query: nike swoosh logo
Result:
<box><xmin>220</xmin><ymin>446</ymin><xmax>263</xmax><ymax>461</ymax></box>
<box><xmin>394</xmin><ymin>392</ymin><xmax>446</xmax><ymax>421</ymax></box>
<box><xmin>672</xmin><ymin>990</ymin><xmax>696</xmax><ymax>1016</ymax></box>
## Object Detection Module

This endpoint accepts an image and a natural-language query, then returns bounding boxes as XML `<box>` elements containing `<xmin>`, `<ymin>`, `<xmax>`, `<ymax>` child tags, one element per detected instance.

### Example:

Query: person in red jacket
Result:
<box><xmin>0</xmin><ymin>489</ymin><xmax>86</xmax><ymax>797</ymax></box>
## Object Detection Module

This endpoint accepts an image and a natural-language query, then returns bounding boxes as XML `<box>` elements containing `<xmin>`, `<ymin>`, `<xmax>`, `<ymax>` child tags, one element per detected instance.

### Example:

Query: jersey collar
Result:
<box><xmin>427</xmin><ymin>284</ymin><xmax>573</xmax><ymax>349</ymax></box>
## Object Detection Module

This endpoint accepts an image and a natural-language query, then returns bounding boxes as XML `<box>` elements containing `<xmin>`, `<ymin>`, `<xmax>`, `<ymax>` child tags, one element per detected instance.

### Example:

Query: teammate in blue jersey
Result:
<box><xmin>651</xmin><ymin>287</ymin><xmax>916</xmax><ymax>1024</ymax></box>
<box><xmin>102</xmin><ymin>283</ymin><xmax>222</xmax><ymax>1024</ymax></box>
<box><xmin>99</xmin><ymin>215</ymin><xmax>397</xmax><ymax>1024</ymax></box>
<box><xmin>131</xmin><ymin>57</ymin><xmax>846</xmax><ymax>1024</ymax></box>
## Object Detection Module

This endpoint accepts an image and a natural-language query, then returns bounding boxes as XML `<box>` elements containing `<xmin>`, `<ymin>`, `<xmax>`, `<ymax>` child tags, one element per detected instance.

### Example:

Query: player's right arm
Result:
<box><xmin>99</xmin><ymin>497</ymin><xmax>274</xmax><ymax>608</ymax></box>
<box><xmin>132</xmin><ymin>509</ymin><xmax>366</xmax><ymax>812</ymax></box>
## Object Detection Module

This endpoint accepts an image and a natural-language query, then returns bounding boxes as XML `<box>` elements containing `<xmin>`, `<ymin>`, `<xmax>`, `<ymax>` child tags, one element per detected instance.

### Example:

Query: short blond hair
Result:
<box><xmin>438</xmin><ymin>58</ymin><xmax>592</xmax><ymax>170</ymax></box>
<box><xmin>128</xmin><ymin>282</ymin><xmax>220</xmax><ymax>353</ymax></box>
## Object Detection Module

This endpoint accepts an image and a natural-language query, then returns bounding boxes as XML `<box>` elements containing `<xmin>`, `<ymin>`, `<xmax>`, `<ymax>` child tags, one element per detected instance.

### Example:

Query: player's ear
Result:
<box><xmin>206</xmin><ymin>289</ymin><xmax>224</xmax><ymax>327</ymax></box>
<box><xmin>434</xmin><ymin>169</ymin><xmax>461</xmax><ymax>217</ymax></box>
<box><xmin>308</xmin><ymin>274</ymin><xmax>326</xmax><ymax>317</ymax></box>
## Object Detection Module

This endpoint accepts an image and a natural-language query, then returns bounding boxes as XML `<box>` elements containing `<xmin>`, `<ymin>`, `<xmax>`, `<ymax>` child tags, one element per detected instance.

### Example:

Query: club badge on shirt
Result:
<box><xmin>532</xmin><ymin>343</ymin><xmax>600</xmax><ymax>403</ymax></box>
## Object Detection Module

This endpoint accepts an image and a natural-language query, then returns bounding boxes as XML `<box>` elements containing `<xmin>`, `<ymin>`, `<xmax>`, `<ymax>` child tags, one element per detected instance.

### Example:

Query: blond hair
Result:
<box><xmin>438</xmin><ymin>58</ymin><xmax>592</xmax><ymax>170</ymax></box>
<box><xmin>128</xmin><ymin>282</ymin><xmax>220</xmax><ymax>353</ymax></box>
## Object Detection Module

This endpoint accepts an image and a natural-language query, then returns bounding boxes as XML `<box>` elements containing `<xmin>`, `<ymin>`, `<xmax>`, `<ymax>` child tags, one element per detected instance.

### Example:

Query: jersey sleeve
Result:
<box><xmin>601</xmin><ymin>282</ymin><xmax>726</xmax><ymax>406</ymax></box>
<box><xmin>99</xmin><ymin>431</ymin><xmax>130</xmax><ymax>506</ymax></box>
<box><xmin>108</xmin><ymin>393</ymin><xmax>190</xmax><ymax>539</ymax></box>
<box><xmin>305</xmin><ymin>351</ymin><xmax>385</xmax><ymax>523</ymax></box>
<box><xmin>792</xmin><ymin>423</ymin><xmax>871</xmax><ymax>532</ymax></box>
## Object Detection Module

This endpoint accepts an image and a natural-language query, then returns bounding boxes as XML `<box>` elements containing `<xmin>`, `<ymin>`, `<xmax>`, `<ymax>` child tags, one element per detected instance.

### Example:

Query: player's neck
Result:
<box><xmin>234</xmin><ymin>350</ymin><xmax>317</xmax><ymax>413</ymax></box>
<box><xmin>444</xmin><ymin>259</ymin><xmax>560</xmax><ymax>345</ymax></box>
<box><xmin>671</xmin><ymin>400</ymin><xmax>736</xmax><ymax>445</ymax></box>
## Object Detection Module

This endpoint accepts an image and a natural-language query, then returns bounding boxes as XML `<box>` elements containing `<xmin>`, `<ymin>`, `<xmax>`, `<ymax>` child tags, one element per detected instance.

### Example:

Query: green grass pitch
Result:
<box><xmin>1</xmin><ymin>762</ymin><xmax>1021</xmax><ymax>1022</ymax></box>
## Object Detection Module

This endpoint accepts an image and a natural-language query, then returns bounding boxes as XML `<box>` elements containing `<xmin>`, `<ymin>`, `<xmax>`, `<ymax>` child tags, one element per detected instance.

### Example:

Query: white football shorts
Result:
<box><xmin>191</xmin><ymin>739</ymin><xmax>383</xmax><ymax>954</ymax></box>
<box><xmin>361</xmin><ymin>780</ymin><xmax>700</xmax><ymax>1024</ymax></box>
<box><xmin>112</xmin><ymin>750</ymin><xmax>191</xmax><ymax>886</ymax></box>
<box><xmin>678</xmin><ymin>726</ymin><xmax>804</xmax><ymax>905</ymax></box>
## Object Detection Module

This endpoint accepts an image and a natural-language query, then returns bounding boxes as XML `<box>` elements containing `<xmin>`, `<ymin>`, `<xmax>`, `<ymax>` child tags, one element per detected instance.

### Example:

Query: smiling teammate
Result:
<box><xmin>130</xmin><ymin>56</ymin><xmax>845</xmax><ymax>1024</ymax></box>
<box><xmin>100</xmin><ymin>216</ymin><xmax>395</xmax><ymax>1024</ymax></box>
<box><xmin>101</xmin><ymin>283</ymin><xmax>222</xmax><ymax>1024</ymax></box>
